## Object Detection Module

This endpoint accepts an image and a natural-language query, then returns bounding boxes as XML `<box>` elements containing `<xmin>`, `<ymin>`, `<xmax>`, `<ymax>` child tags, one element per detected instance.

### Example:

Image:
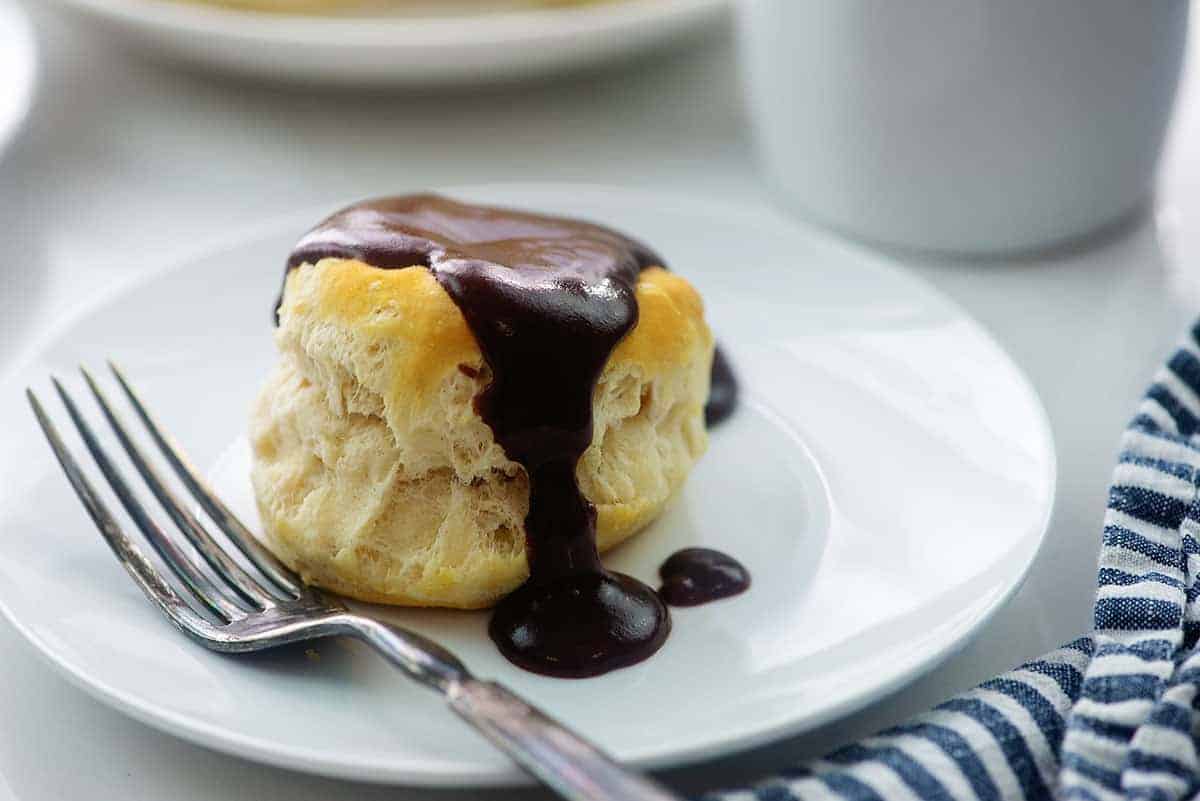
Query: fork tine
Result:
<box><xmin>81</xmin><ymin>368</ymin><xmax>276</xmax><ymax>610</ymax></box>
<box><xmin>107</xmin><ymin>362</ymin><xmax>304</xmax><ymax>598</ymax></box>
<box><xmin>51</xmin><ymin>377</ymin><xmax>245</xmax><ymax>622</ymax></box>
<box><xmin>28</xmin><ymin>389</ymin><xmax>218</xmax><ymax>642</ymax></box>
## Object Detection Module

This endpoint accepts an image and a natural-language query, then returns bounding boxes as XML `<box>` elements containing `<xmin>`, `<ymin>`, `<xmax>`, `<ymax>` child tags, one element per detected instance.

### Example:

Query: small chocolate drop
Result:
<box><xmin>659</xmin><ymin>548</ymin><xmax>751</xmax><ymax>607</ymax></box>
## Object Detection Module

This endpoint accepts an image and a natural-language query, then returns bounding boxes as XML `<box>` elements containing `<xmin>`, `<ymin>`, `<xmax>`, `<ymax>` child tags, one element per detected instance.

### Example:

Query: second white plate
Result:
<box><xmin>0</xmin><ymin>184</ymin><xmax>1054</xmax><ymax>785</ymax></box>
<box><xmin>44</xmin><ymin>0</ymin><xmax>727</xmax><ymax>86</ymax></box>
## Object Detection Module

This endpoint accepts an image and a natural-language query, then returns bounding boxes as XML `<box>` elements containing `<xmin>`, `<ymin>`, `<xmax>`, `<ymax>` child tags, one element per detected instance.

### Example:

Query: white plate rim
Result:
<box><xmin>0</xmin><ymin>0</ymin><xmax>37</xmax><ymax>158</ymax></box>
<box><xmin>44</xmin><ymin>0</ymin><xmax>727</xmax><ymax>48</ymax></box>
<box><xmin>0</xmin><ymin>183</ymin><xmax>1057</xmax><ymax>786</ymax></box>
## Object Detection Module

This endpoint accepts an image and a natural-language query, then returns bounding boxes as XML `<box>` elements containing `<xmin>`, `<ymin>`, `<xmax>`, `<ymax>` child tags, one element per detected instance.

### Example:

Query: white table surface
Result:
<box><xmin>2</xmin><ymin>5</ymin><xmax>1200</xmax><ymax>800</ymax></box>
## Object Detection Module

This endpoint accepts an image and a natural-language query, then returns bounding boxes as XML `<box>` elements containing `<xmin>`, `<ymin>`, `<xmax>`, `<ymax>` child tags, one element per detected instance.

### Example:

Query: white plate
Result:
<box><xmin>0</xmin><ymin>0</ymin><xmax>36</xmax><ymax>156</ymax></box>
<box><xmin>44</xmin><ymin>0</ymin><xmax>727</xmax><ymax>86</ymax></box>
<box><xmin>0</xmin><ymin>184</ymin><xmax>1054</xmax><ymax>786</ymax></box>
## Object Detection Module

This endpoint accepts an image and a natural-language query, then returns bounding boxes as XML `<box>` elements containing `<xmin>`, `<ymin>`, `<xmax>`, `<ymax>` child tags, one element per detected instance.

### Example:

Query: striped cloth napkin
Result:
<box><xmin>704</xmin><ymin>323</ymin><xmax>1200</xmax><ymax>801</ymax></box>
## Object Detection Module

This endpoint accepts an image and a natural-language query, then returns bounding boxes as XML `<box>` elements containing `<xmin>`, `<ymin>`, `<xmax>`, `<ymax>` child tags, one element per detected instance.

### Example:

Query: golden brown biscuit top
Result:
<box><xmin>286</xmin><ymin>260</ymin><xmax>708</xmax><ymax>387</ymax></box>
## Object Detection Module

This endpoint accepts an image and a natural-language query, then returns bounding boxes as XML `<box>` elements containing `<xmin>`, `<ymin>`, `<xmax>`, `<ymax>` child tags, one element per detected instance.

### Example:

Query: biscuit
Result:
<box><xmin>250</xmin><ymin>258</ymin><xmax>712</xmax><ymax>608</ymax></box>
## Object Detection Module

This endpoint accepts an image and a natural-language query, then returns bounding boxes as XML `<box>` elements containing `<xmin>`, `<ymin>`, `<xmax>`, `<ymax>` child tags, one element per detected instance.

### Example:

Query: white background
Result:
<box><xmin>1</xmin><ymin>5</ymin><xmax>1199</xmax><ymax>799</ymax></box>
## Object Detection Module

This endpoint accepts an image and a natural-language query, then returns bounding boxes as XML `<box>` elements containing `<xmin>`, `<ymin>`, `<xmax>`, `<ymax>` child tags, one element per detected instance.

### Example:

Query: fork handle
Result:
<box><xmin>342</xmin><ymin>617</ymin><xmax>681</xmax><ymax>800</ymax></box>
<box><xmin>446</xmin><ymin>679</ymin><xmax>683</xmax><ymax>801</ymax></box>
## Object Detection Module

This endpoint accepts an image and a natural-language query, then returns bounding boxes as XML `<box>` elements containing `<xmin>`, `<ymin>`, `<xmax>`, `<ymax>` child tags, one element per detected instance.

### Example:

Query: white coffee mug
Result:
<box><xmin>737</xmin><ymin>0</ymin><xmax>1189</xmax><ymax>254</ymax></box>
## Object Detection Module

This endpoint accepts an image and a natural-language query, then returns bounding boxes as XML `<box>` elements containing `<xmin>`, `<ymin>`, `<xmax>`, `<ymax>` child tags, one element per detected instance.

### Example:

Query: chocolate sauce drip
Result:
<box><xmin>285</xmin><ymin>194</ymin><xmax>673</xmax><ymax>677</ymax></box>
<box><xmin>705</xmin><ymin>347</ymin><xmax>738</xmax><ymax>426</ymax></box>
<box><xmin>658</xmin><ymin>548</ymin><xmax>751</xmax><ymax>606</ymax></box>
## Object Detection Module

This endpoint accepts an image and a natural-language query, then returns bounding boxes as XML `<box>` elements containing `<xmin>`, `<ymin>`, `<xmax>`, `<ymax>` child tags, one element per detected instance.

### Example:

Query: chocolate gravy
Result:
<box><xmin>286</xmin><ymin>195</ymin><xmax>670</xmax><ymax>676</ymax></box>
<box><xmin>658</xmin><ymin>548</ymin><xmax>751</xmax><ymax>606</ymax></box>
<box><xmin>705</xmin><ymin>347</ymin><xmax>737</xmax><ymax>426</ymax></box>
<box><xmin>284</xmin><ymin>195</ymin><xmax>741</xmax><ymax>677</ymax></box>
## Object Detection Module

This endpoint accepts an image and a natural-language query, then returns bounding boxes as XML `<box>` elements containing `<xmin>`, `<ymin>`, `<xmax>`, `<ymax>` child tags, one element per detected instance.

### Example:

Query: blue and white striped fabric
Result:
<box><xmin>703</xmin><ymin>323</ymin><xmax>1200</xmax><ymax>801</ymax></box>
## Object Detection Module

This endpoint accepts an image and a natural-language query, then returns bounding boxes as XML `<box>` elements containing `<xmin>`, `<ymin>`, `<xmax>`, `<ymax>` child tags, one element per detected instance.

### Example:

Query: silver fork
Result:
<box><xmin>27</xmin><ymin>363</ymin><xmax>682</xmax><ymax>801</ymax></box>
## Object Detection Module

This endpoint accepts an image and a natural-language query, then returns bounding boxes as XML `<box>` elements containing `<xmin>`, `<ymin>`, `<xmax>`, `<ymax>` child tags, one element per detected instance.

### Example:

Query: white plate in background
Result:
<box><xmin>41</xmin><ymin>0</ymin><xmax>727</xmax><ymax>86</ymax></box>
<box><xmin>0</xmin><ymin>184</ymin><xmax>1054</xmax><ymax>785</ymax></box>
<box><xmin>0</xmin><ymin>0</ymin><xmax>36</xmax><ymax>157</ymax></box>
